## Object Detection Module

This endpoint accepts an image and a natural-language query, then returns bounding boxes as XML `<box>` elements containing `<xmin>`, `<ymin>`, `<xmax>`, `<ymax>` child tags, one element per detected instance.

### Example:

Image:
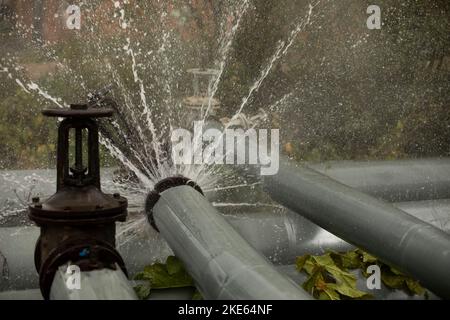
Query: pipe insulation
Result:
<box><xmin>1</xmin><ymin>157</ymin><xmax>449</xmax><ymax>216</ymax></box>
<box><xmin>150</xmin><ymin>184</ymin><xmax>311</xmax><ymax>300</ymax></box>
<box><xmin>307</xmin><ymin>158</ymin><xmax>450</xmax><ymax>202</ymax></box>
<box><xmin>264</xmin><ymin>157</ymin><xmax>450</xmax><ymax>299</ymax></box>
<box><xmin>201</xmin><ymin>118</ymin><xmax>450</xmax><ymax>202</ymax></box>
<box><xmin>2</xmin><ymin>199</ymin><xmax>450</xmax><ymax>291</ymax></box>
<box><xmin>49</xmin><ymin>263</ymin><xmax>137</xmax><ymax>300</ymax></box>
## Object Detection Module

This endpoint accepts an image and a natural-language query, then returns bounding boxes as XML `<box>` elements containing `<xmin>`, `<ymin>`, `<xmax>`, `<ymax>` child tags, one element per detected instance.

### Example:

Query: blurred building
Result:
<box><xmin>3</xmin><ymin>0</ymin><xmax>67</xmax><ymax>42</ymax></box>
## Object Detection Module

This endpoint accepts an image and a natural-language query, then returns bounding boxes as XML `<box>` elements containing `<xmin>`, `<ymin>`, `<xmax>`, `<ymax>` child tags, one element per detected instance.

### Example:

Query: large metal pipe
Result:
<box><xmin>0</xmin><ymin>213</ymin><xmax>347</xmax><ymax>293</ymax></box>
<box><xmin>148</xmin><ymin>181</ymin><xmax>311</xmax><ymax>300</ymax></box>
<box><xmin>226</xmin><ymin>199</ymin><xmax>450</xmax><ymax>264</ymax></box>
<box><xmin>0</xmin><ymin>226</ymin><xmax>38</xmax><ymax>291</ymax></box>
<box><xmin>307</xmin><ymin>158</ymin><xmax>450</xmax><ymax>202</ymax></box>
<box><xmin>2</xmin><ymin>263</ymin><xmax>439</xmax><ymax>300</ymax></box>
<box><xmin>201</xmin><ymin>119</ymin><xmax>450</xmax><ymax>202</ymax></box>
<box><xmin>264</xmin><ymin>157</ymin><xmax>450</xmax><ymax>299</ymax></box>
<box><xmin>2</xmin><ymin>199</ymin><xmax>450</xmax><ymax>292</ymax></box>
<box><xmin>1</xmin><ymin>157</ymin><xmax>449</xmax><ymax>217</ymax></box>
<box><xmin>49</xmin><ymin>263</ymin><xmax>137</xmax><ymax>300</ymax></box>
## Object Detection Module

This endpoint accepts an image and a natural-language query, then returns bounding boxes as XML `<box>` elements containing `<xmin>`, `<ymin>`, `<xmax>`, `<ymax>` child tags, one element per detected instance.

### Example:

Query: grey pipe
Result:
<box><xmin>0</xmin><ymin>226</ymin><xmax>39</xmax><ymax>291</ymax></box>
<box><xmin>151</xmin><ymin>184</ymin><xmax>311</xmax><ymax>300</ymax></box>
<box><xmin>2</xmin><ymin>198</ymin><xmax>450</xmax><ymax>292</ymax></box>
<box><xmin>1</xmin><ymin>157</ymin><xmax>449</xmax><ymax>216</ymax></box>
<box><xmin>2</xmin><ymin>263</ymin><xmax>439</xmax><ymax>300</ymax></box>
<box><xmin>226</xmin><ymin>199</ymin><xmax>450</xmax><ymax>265</ymax></box>
<box><xmin>264</xmin><ymin>157</ymin><xmax>450</xmax><ymax>299</ymax></box>
<box><xmin>49</xmin><ymin>263</ymin><xmax>137</xmax><ymax>300</ymax></box>
<box><xmin>307</xmin><ymin>158</ymin><xmax>450</xmax><ymax>202</ymax></box>
<box><xmin>0</xmin><ymin>213</ymin><xmax>348</xmax><ymax>292</ymax></box>
<box><xmin>202</xmin><ymin>119</ymin><xmax>450</xmax><ymax>202</ymax></box>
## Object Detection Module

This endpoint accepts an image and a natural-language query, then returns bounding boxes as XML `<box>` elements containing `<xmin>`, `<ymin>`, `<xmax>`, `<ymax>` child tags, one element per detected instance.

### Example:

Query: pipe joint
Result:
<box><xmin>39</xmin><ymin>237</ymin><xmax>127</xmax><ymax>299</ymax></box>
<box><xmin>145</xmin><ymin>176</ymin><xmax>203</xmax><ymax>231</ymax></box>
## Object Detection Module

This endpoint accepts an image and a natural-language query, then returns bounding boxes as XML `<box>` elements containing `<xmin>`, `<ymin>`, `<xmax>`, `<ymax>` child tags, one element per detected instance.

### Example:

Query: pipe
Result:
<box><xmin>307</xmin><ymin>158</ymin><xmax>450</xmax><ymax>202</ymax></box>
<box><xmin>395</xmin><ymin>199</ymin><xmax>450</xmax><ymax>231</ymax></box>
<box><xmin>49</xmin><ymin>263</ymin><xmax>137</xmax><ymax>300</ymax></box>
<box><xmin>0</xmin><ymin>226</ymin><xmax>39</xmax><ymax>291</ymax></box>
<box><xmin>0</xmin><ymin>213</ymin><xmax>346</xmax><ymax>292</ymax></box>
<box><xmin>201</xmin><ymin>118</ymin><xmax>450</xmax><ymax>202</ymax></box>
<box><xmin>2</xmin><ymin>157</ymin><xmax>449</xmax><ymax>215</ymax></box>
<box><xmin>2</xmin><ymin>264</ymin><xmax>440</xmax><ymax>300</ymax></box>
<box><xmin>0</xmin><ymin>289</ymin><xmax>42</xmax><ymax>300</ymax></box>
<box><xmin>148</xmin><ymin>181</ymin><xmax>311</xmax><ymax>300</ymax></box>
<box><xmin>263</xmin><ymin>157</ymin><xmax>450</xmax><ymax>299</ymax></box>
<box><xmin>2</xmin><ymin>199</ymin><xmax>450</xmax><ymax>292</ymax></box>
<box><xmin>226</xmin><ymin>199</ymin><xmax>450</xmax><ymax>264</ymax></box>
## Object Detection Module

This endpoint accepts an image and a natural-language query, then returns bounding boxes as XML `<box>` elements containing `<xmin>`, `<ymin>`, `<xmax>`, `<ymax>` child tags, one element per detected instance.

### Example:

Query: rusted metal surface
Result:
<box><xmin>41</xmin><ymin>106</ymin><xmax>114</xmax><ymax>118</ymax></box>
<box><xmin>28</xmin><ymin>95</ymin><xmax>128</xmax><ymax>299</ymax></box>
<box><xmin>39</xmin><ymin>238</ymin><xmax>127</xmax><ymax>299</ymax></box>
<box><xmin>145</xmin><ymin>176</ymin><xmax>203</xmax><ymax>231</ymax></box>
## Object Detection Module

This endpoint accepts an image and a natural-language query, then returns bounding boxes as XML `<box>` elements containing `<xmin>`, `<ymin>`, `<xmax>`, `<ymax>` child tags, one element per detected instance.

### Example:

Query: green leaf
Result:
<box><xmin>318</xmin><ymin>287</ymin><xmax>341</xmax><ymax>300</ymax></box>
<box><xmin>330</xmin><ymin>250</ymin><xmax>361</xmax><ymax>270</ymax></box>
<box><xmin>312</xmin><ymin>253</ymin><xmax>358</xmax><ymax>288</ymax></box>
<box><xmin>134</xmin><ymin>256</ymin><xmax>194</xmax><ymax>289</ymax></box>
<box><xmin>299</xmin><ymin>252</ymin><xmax>370</xmax><ymax>300</ymax></box>
<box><xmin>389</xmin><ymin>266</ymin><xmax>405</xmax><ymax>276</ymax></box>
<box><xmin>192</xmin><ymin>289</ymin><xmax>203</xmax><ymax>300</ymax></box>
<box><xmin>166</xmin><ymin>256</ymin><xmax>184</xmax><ymax>275</ymax></box>
<box><xmin>381</xmin><ymin>272</ymin><xmax>407</xmax><ymax>289</ymax></box>
<box><xmin>302</xmin><ymin>268</ymin><xmax>325</xmax><ymax>294</ymax></box>
<box><xmin>296</xmin><ymin>254</ymin><xmax>317</xmax><ymax>275</ymax></box>
<box><xmin>133</xmin><ymin>272</ymin><xmax>147</xmax><ymax>281</ymax></box>
<box><xmin>295</xmin><ymin>254</ymin><xmax>310</xmax><ymax>272</ymax></box>
<box><xmin>296</xmin><ymin>249</ymin><xmax>426</xmax><ymax>300</ymax></box>
<box><xmin>134</xmin><ymin>283</ymin><xmax>151</xmax><ymax>300</ymax></box>
<box><xmin>357</xmin><ymin>250</ymin><xmax>377</xmax><ymax>264</ymax></box>
<box><xmin>405</xmin><ymin>279</ymin><xmax>425</xmax><ymax>295</ymax></box>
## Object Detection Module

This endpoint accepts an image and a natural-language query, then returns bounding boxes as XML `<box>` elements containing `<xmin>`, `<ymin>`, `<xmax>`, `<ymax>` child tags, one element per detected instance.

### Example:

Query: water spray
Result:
<box><xmin>87</xmin><ymin>84</ymin><xmax>114</xmax><ymax>107</ymax></box>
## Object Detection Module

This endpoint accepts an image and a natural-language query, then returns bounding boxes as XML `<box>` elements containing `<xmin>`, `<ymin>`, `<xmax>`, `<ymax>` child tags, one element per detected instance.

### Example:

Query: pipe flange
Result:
<box><xmin>145</xmin><ymin>176</ymin><xmax>203</xmax><ymax>231</ymax></box>
<box><xmin>34</xmin><ymin>235</ymin><xmax>42</xmax><ymax>273</ymax></box>
<box><xmin>39</xmin><ymin>237</ymin><xmax>127</xmax><ymax>300</ymax></box>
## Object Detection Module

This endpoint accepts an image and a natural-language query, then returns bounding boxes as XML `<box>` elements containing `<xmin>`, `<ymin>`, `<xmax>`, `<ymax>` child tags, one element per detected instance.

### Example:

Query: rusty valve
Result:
<box><xmin>28</xmin><ymin>96</ymin><xmax>128</xmax><ymax>299</ymax></box>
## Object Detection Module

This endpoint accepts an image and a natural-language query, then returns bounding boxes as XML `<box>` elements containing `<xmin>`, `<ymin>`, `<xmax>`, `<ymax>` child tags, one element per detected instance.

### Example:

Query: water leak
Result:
<box><xmin>1</xmin><ymin>0</ymin><xmax>448</xmax><ymax>249</ymax></box>
<box><xmin>0</xmin><ymin>1</ymin><xmax>327</xmax><ymax>244</ymax></box>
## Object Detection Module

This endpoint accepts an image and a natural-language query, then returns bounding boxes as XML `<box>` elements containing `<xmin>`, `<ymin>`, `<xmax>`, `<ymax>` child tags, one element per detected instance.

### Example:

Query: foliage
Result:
<box><xmin>296</xmin><ymin>252</ymin><xmax>372</xmax><ymax>300</ymax></box>
<box><xmin>339</xmin><ymin>249</ymin><xmax>426</xmax><ymax>296</ymax></box>
<box><xmin>191</xmin><ymin>289</ymin><xmax>203</xmax><ymax>300</ymax></box>
<box><xmin>0</xmin><ymin>89</ymin><xmax>57</xmax><ymax>169</ymax></box>
<box><xmin>133</xmin><ymin>256</ymin><xmax>199</xmax><ymax>300</ymax></box>
<box><xmin>135</xmin><ymin>251</ymin><xmax>426</xmax><ymax>300</ymax></box>
<box><xmin>296</xmin><ymin>249</ymin><xmax>426</xmax><ymax>300</ymax></box>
